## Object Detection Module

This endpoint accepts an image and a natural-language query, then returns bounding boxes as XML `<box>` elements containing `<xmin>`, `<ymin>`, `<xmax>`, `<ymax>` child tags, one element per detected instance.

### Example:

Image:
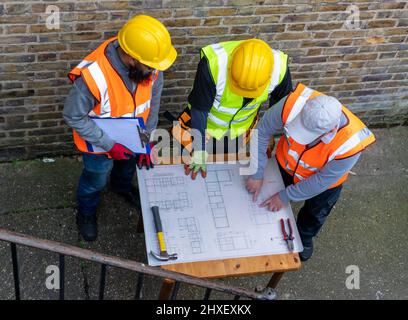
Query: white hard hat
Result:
<box><xmin>286</xmin><ymin>95</ymin><xmax>342</xmax><ymax>145</ymax></box>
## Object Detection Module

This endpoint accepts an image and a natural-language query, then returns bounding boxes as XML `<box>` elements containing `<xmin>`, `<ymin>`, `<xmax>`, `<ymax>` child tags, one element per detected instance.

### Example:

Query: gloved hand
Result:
<box><xmin>184</xmin><ymin>150</ymin><xmax>208</xmax><ymax>180</ymax></box>
<box><xmin>108</xmin><ymin>143</ymin><xmax>134</xmax><ymax>160</ymax></box>
<box><xmin>136</xmin><ymin>143</ymin><xmax>155</xmax><ymax>170</ymax></box>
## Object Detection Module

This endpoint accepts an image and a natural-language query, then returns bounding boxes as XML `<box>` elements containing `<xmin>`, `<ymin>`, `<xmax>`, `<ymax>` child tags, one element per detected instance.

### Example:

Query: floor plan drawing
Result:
<box><xmin>178</xmin><ymin>217</ymin><xmax>203</xmax><ymax>254</ymax></box>
<box><xmin>206</xmin><ymin>169</ymin><xmax>232</xmax><ymax>183</ymax></box>
<box><xmin>205</xmin><ymin>173</ymin><xmax>230</xmax><ymax>228</ymax></box>
<box><xmin>137</xmin><ymin>159</ymin><xmax>304</xmax><ymax>266</ymax></box>
<box><xmin>145</xmin><ymin>175</ymin><xmax>193</xmax><ymax>212</ymax></box>
<box><xmin>246</xmin><ymin>192</ymin><xmax>276</xmax><ymax>225</ymax></box>
<box><xmin>216</xmin><ymin>231</ymin><xmax>251</xmax><ymax>251</ymax></box>
<box><xmin>146</xmin><ymin>176</ymin><xmax>185</xmax><ymax>193</ymax></box>
<box><xmin>149</xmin><ymin>192</ymin><xmax>192</xmax><ymax>211</ymax></box>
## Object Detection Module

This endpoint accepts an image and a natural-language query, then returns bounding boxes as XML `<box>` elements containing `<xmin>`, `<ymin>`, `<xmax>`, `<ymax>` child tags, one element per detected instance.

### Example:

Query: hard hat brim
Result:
<box><xmin>148</xmin><ymin>45</ymin><xmax>178</xmax><ymax>71</ymax></box>
<box><xmin>138</xmin><ymin>45</ymin><xmax>177</xmax><ymax>71</ymax></box>
<box><xmin>228</xmin><ymin>79</ymin><xmax>268</xmax><ymax>99</ymax></box>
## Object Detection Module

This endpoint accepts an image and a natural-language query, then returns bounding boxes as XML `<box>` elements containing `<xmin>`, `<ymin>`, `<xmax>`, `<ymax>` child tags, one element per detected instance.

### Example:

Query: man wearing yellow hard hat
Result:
<box><xmin>171</xmin><ymin>39</ymin><xmax>292</xmax><ymax>179</ymax></box>
<box><xmin>63</xmin><ymin>15</ymin><xmax>176</xmax><ymax>241</ymax></box>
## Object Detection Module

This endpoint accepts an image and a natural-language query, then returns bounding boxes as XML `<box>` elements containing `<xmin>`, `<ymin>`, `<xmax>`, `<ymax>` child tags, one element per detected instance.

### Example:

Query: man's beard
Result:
<box><xmin>128</xmin><ymin>67</ymin><xmax>151</xmax><ymax>84</ymax></box>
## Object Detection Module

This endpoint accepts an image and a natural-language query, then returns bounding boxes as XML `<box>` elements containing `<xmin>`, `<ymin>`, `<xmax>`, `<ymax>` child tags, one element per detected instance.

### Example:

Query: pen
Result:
<box><xmin>137</xmin><ymin>126</ymin><xmax>145</xmax><ymax>148</ymax></box>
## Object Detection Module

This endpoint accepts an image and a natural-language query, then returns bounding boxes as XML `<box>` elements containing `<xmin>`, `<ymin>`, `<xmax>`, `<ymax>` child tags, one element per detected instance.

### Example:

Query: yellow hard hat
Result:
<box><xmin>118</xmin><ymin>15</ymin><xmax>177</xmax><ymax>71</ymax></box>
<box><xmin>228</xmin><ymin>39</ymin><xmax>273</xmax><ymax>98</ymax></box>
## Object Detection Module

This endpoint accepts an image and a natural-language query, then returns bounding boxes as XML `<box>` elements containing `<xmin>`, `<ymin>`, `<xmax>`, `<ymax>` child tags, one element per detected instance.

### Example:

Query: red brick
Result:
<box><xmin>165</xmin><ymin>18</ymin><xmax>201</xmax><ymax>27</ymax></box>
<box><xmin>307</xmin><ymin>23</ymin><xmax>343</xmax><ymax>31</ymax></box>
<box><xmin>344</xmin><ymin>53</ymin><xmax>378</xmax><ymax>61</ymax></box>
<box><xmin>207</xmin><ymin>8</ymin><xmax>237</xmax><ymax>16</ymax></box>
<box><xmin>203</xmin><ymin>18</ymin><xmax>221</xmax><ymax>26</ymax></box>
<box><xmin>254</xmin><ymin>7</ymin><xmax>293</xmax><ymax>15</ymax></box>
<box><xmin>191</xmin><ymin>27</ymin><xmax>228</xmax><ymax>36</ymax></box>
<box><xmin>282</xmin><ymin>14</ymin><xmax>319</xmax><ymax>23</ymax></box>
<box><xmin>368</xmin><ymin>20</ymin><xmax>397</xmax><ymax>28</ymax></box>
<box><xmin>223</xmin><ymin>17</ymin><xmax>261</xmax><ymax>25</ymax></box>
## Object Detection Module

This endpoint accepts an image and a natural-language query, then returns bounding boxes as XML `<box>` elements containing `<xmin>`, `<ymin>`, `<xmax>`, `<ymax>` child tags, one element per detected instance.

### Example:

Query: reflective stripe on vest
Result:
<box><xmin>135</xmin><ymin>100</ymin><xmax>151</xmax><ymax>116</ymax></box>
<box><xmin>85</xmin><ymin>64</ymin><xmax>156</xmax><ymax>119</ymax></box>
<box><xmin>276</xmin><ymin>83</ymin><xmax>376</xmax><ymax>188</ymax></box>
<box><xmin>268</xmin><ymin>49</ymin><xmax>287</xmax><ymax>93</ymax></box>
<box><xmin>76</xmin><ymin>59</ymin><xmax>92</xmax><ymax>69</ymax></box>
<box><xmin>87</xmin><ymin>61</ymin><xmax>111</xmax><ymax>116</ymax></box>
<box><xmin>284</xmin><ymin>159</ymin><xmax>306</xmax><ymax>181</ymax></box>
<box><xmin>208</xmin><ymin>111</ymin><xmax>252</xmax><ymax>127</ymax></box>
<box><xmin>286</xmin><ymin>86</ymin><xmax>315</xmax><ymax>123</ymax></box>
<box><xmin>328</xmin><ymin>127</ymin><xmax>373</xmax><ymax>162</ymax></box>
<box><xmin>211</xmin><ymin>43</ymin><xmax>228</xmax><ymax>109</ymax></box>
<box><xmin>287</xmin><ymin>149</ymin><xmax>319</xmax><ymax>172</ymax></box>
<box><xmin>201</xmin><ymin>41</ymin><xmax>288</xmax><ymax>140</ymax></box>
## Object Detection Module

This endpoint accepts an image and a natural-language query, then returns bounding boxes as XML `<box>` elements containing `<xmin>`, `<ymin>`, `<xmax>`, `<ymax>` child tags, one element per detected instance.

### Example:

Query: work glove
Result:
<box><xmin>108</xmin><ymin>143</ymin><xmax>134</xmax><ymax>160</ymax></box>
<box><xmin>136</xmin><ymin>142</ymin><xmax>155</xmax><ymax>170</ymax></box>
<box><xmin>184</xmin><ymin>150</ymin><xmax>208</xmax><ymax>180</ymax></box>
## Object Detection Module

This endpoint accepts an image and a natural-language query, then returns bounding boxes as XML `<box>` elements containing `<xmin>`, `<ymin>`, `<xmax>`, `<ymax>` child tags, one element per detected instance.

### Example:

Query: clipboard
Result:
<box><xmin>86</xmin><ymin>117</ymin><xmax>151</xmax><ymax>154</ymax></box>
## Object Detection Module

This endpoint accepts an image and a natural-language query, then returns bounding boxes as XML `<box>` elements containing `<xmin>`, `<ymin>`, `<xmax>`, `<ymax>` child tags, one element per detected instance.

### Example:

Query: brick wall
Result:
<box><xmin>0</xmin><ymin>0</ymin><xmax>407</xmax><ymax>161</ymax></box>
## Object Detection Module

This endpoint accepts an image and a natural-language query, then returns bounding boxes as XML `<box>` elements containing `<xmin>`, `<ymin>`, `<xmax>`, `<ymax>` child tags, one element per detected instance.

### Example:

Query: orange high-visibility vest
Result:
<box><xmin>68</xmin><ymin>37</ymin><xmax>158</xmax><ymax>155</ymax></box>
<box><xmin>276</xmin><ymin>83</ymin><xmax>376</xmax><ymax>189</ymax></box>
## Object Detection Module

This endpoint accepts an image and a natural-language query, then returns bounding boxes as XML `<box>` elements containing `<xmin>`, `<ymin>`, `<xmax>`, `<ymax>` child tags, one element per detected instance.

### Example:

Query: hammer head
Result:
<box><xmin>150</xmin><ymin>250</ymin><xmax>178</xmax><ymax>261</ymax></box>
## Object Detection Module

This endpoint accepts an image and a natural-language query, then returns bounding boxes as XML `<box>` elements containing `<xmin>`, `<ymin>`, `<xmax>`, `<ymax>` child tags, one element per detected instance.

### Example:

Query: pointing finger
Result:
<box><xmin>259</xmin><ymin>199</ymin><xmax>269</xmax><ymax>208</ymax></box>
<box><xmin>253</xmin><ymin>189</ymin><xmax>260</xmax><ymax>202</ymax></box>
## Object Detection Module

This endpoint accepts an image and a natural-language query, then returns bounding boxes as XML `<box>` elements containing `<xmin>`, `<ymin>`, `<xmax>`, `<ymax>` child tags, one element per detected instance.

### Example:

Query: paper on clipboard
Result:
<box><xmin>88</xmin><ymin>117</ymin><xmax>150</xmax><ymax>154</ymax></box>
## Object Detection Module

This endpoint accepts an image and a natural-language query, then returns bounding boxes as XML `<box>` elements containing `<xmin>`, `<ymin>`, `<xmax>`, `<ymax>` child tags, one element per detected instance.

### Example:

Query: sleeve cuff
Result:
<box><xmin>251</xmin><ymin>170</ymin><xmax>264</xmax><ymax>180</ymax></box>
<box><xmin>279</xmin><ymin>189</ymin><xmax>290</xmax><ymax>205</ymax></box>
<box><xmin>99</xmin><ymin>135</ymin><xmax>115</xmax><ymax>151</ymax></box>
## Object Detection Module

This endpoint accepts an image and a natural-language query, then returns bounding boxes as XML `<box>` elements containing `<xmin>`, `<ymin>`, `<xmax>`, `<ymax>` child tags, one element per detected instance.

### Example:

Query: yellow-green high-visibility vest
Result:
<box><xmin>192</xmin><ymin>41</ymin><xmax>288</xmax><ymax>140</ymax></box>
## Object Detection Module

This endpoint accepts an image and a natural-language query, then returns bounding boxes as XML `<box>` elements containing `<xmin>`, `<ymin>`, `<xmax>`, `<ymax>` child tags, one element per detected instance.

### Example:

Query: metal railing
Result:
<box><xmin>0</xmin><ymin>228</ymin><xmax>277</xmax><ymax>300</ymax></box>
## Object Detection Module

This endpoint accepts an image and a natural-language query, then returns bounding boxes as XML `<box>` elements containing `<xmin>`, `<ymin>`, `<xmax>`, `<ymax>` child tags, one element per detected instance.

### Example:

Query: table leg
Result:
<box><xmin>159</xmin><ymin>278</ymin><xmax>176</xmax><ymax>300</ymax></box>
<box><xmin>267</xmin><ymin>272</ymin><xmax>284</xmax><ymax>289</ymax></box>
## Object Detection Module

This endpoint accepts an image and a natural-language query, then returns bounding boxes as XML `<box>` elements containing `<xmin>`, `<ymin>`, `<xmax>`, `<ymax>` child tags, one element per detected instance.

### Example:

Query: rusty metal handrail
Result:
<box><xmin>0</xmin><ymin>228</ymin><xmax>276</xmax><ymax>300</ymax></box>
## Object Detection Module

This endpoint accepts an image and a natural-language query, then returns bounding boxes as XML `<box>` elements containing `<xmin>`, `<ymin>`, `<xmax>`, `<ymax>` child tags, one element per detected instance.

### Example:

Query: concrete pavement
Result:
<box><xmin>0</xmin><ymin>126</ymin><xmax>407</xmax><ymax>300</ymax></box>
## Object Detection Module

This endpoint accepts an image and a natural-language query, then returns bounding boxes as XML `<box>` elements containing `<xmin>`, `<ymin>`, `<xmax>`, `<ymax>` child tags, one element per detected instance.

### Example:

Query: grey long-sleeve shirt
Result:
<box><xmin>252</xmin><ymin>96</ymin><xmax>361</xmax><ymax>204</ymax></box>
<box><xmin>63</xmin><ymin>40</ymin><xmax>164</xmax><ymax>151</ymax></box>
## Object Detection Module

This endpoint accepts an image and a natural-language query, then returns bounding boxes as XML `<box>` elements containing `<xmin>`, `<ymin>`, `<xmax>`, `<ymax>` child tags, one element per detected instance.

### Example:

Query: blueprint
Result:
<box><xmin>137</xmin><ymin>159</ymin><xmax>303</xmax><ymax>266</ymax></box>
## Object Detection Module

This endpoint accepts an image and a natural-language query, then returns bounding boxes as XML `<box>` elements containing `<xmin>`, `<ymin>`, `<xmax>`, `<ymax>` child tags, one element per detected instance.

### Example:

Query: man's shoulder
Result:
<box><xmin>105</xmin><ymin>40</ymin><xmax>120</xmax><ymax>62</ymax></box>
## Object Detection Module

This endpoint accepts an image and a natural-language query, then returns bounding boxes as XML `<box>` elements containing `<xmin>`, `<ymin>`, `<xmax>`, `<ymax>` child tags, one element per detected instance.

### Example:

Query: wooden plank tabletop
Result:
<box><xmin>161</xmin><ymin>253</ymin><xmax>301</xmax><ymax>279</ymax></box>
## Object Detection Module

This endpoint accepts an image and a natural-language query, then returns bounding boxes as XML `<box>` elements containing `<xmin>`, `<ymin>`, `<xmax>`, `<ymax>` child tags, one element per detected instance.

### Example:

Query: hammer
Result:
<box><xmin>150</xmin><ymin>206</ymin><xmax>178</xmax><ymax>261</ymax></box>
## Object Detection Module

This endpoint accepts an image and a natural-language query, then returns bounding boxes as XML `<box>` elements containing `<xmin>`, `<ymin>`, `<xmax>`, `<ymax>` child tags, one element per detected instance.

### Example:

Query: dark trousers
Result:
<box><xmin>76</xmin><ymin>153</ymin><xmax>136</xmax><ymax>216</ymax></box>
<box><xmin>278</xmin><ymin>163</ymin><xmax>343</xmax><ymax>246</ymax></box>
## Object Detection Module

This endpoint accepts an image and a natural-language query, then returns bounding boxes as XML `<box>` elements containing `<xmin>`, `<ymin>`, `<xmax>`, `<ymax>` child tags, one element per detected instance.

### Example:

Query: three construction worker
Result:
<box><xmin>245</xmin><ymin>83</ymin><xmax>376</xmax><ymax>261</ymax></box>
<box><xmin>63</xmin><ymin>15</ymin><xmax>176</xmax><ymax>241</ymax></box>
<box><xmin>63</xmin><ymin>14</ymin><xmax>375</xmax><ymax>263</ymax></box>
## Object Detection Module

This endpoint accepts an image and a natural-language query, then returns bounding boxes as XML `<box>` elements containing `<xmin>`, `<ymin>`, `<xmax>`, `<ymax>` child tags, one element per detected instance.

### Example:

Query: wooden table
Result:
<box><xmin>139</xmin><ymin>151</ymin><xmax>301</xmax><ymax>299</ymax></box>
<box><xmin>160</xmin><ymin>252</ymin><xmax>301</xmax><ymax>299</ymax></box>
